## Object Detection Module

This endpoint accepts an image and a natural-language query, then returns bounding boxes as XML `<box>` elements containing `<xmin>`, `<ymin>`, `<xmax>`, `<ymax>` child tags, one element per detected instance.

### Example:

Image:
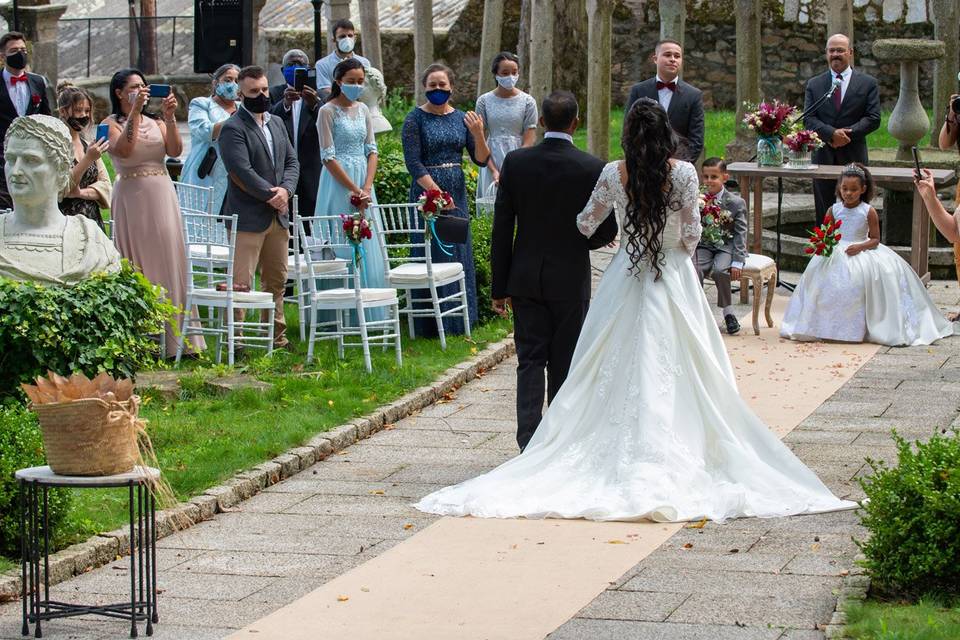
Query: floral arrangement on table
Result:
<box><xmin>698</xmin><ymin>189</ymin><xmax>735</xmax><ymax>248</ymax></box>
<box><xmin>804</xmin><ymin>212</ymin><xmax>843</xmax><ymax>257</ymax></box>
<box><xmin>783</xmin><ymin>129</ymin><xmax>823</xmax><ymax>169</ymax></box>
<box><xmin>742</xmin><ymin>100</ymin><xmax>800</xmax><ymax>167</ymax></box>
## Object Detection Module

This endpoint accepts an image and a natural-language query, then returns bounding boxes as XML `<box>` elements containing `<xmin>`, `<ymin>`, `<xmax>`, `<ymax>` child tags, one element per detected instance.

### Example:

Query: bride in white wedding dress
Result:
<box><xmin>414</xmin><ymin>99</ymin><xmax>855</xmax><ymax>523</ymax></box>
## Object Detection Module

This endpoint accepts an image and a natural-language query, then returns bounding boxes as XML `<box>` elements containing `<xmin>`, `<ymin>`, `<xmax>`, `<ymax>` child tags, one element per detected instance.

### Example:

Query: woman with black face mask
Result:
<box><xmin>56</xmin><ymin>81</ymin><xmax>111</xmax><ymax>232</ymax></box>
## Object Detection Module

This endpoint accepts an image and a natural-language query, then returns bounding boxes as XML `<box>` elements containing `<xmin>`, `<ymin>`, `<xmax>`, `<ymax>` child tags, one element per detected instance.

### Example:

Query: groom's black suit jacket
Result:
<box><xmin>492</xmin><ymin>137</ymin><xmax>618</xmax><ymax>302</ymax></box>
<box><xmin>626</xmin><ymin>78</ymin><xmax>705</xmax><ymax>162</ymax></box>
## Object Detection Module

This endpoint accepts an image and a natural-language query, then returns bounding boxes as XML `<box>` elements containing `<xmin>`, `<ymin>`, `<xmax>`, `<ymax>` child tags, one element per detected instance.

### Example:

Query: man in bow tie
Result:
<box><xmin>625</xmin><ymin>39</ymin><xmax>704</xmax><ymax>163</ymax></box>
<box><xmin>0</xmin><ymin>31</ymin><xmax>51</xmax><ymax>209</ymax></box>
<box><xmin>803</xmin><ymin>34</ymin><xmax>880</xmax><ymax>226</ymax></box>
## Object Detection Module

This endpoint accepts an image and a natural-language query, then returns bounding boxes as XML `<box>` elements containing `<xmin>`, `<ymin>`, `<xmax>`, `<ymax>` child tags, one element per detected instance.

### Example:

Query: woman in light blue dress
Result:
<box><xmin>180</xmin><ymin>64</ymin><xmax>239</xmax><ymax>214</ymax></box>
<box><xmin>475</xmin><ymin>52</ymin><xmax>538</xmax><ymax>200</ymax></box>
<box><xmin>315</xmin><ymin>58</ymin><xmax>387</xmax><ymax>320</ymax></box>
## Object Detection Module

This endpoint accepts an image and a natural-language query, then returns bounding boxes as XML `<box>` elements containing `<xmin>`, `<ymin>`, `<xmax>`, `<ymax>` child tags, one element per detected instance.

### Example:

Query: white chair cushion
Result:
<box><xmin>287</xmin><ymin>254</ymin><xmax>349</xmax><ymax>275</ymax></box>
<box><xmin>742</xmin><ymin>253</ymin><xmax>775</xmax><ymax>272</ymax></box>
<box><xmin>388</xmin><ymin>262</ymin><xmax>463</xmax><ymax>285</ymax></box>
<box><xmin>192</xmin><ymin>287</ymin><xmax>274</xmax><ymax>304</ymax></box>
<box><xmin>189</xmin><ymin>244</ymin><xmax>230</xmax><ymax>260</ymax></box>
<box><xmin>313</xmin><ymin>287</ymin><xmax>397</xmax><ymax>303</ymax></box>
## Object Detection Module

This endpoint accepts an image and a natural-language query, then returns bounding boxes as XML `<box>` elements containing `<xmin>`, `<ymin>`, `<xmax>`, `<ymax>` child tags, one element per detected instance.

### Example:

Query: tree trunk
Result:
<box><xmin>139</xmin><ymin>0</ymin><xmax>158</xmax><ymax>75</ymax></box>
<box><xmin>931</xmin><ymin>0</ymin><xmax>960</xmax><ymax>132</ymax></box>
<box><xmin>477</xmin><ymin>0</ymin><xmax>505</xmax><ymax>99</ymax></box>
<box><xmin>586</xmin><ymin>0</ymin><xmax>613</xmax><ymax>160</ymax></box>
<box><xmin>528</xmin><ymin>0</ymin><xmax>554</xmax><ymax>127</ymax></box>
<box><xmin>517</xmin><ymin>0</ymin><xmax>532</xmax><ymax>91</ymax></box>
<box><xmin>413</xmin><ymin>0</ymin><xmax>434</xmax><ymax>102</ymax></box>
<box><xmin>658</xmin><ymin>0</ymin><xmax>685</xmax><ymax>47</ymax></box>
<box><xmin>553</xmin><ymin>0</ymin><xmax>588</xmax><ymax>114</ymax></box>
<box><xmin>358</xmin><ymin>0</ymin><xmax>383</xmax><ymax>71</ymax></box>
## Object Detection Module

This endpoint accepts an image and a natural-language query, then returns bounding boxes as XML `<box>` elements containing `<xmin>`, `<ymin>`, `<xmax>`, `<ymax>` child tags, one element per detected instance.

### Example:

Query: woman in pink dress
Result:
<box><xmin>103</xmin><ymin>68</ymin><xmax>204</xmax><ymax>357</ymax></box>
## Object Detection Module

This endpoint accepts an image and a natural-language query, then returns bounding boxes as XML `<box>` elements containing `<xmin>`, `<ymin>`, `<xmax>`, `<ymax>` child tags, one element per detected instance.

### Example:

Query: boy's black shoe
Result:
<box><xmin>724</xmin><ymin>314</ymin><xmax>741</xmax><ymax>335</ymax></box>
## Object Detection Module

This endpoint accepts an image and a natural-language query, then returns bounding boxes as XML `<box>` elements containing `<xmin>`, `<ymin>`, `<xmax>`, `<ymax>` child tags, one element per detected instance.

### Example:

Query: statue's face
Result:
<box><xmin>5</xmin><ymin>135</ymin><xmax>58</xmax><ymax>206</ymax></box>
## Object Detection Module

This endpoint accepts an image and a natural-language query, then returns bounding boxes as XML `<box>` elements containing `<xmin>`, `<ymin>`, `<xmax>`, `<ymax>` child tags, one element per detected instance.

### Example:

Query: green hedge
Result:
<box><xmin>0</xmin><ymin>404</ymin><xmax>71</xmax><ymax>557</ymax></box>
<box><xmin>0</xmin><ymin>261</ymin><xmax>174</xmax><ymax>399</ymax></box>
<box><xmin>857</xmin><ymin>430</ymin><xmax>960</xmax><ymax>600</ymax></box>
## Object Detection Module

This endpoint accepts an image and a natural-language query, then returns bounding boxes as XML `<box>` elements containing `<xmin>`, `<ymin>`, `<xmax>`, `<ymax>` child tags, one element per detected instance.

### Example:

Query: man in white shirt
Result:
<box><xmin>0</xmin><ymin>31</ymin><xmax>51</xmax><ymax>209</ymax></box>
<box><xmin>219</xmin><ymin>66</ymin><xmax>300</xmax><ymax>349</ymax></box>
<box><xmin>270</xmin><ymin>49</ymin><xmax>323</xmax><ymax>225</ymax></box>
<box><xmin>624</xmin><ymin>39</ymin><xmax>705</xmax><ymax>162</ymax></box>
<box><xmin>803</xmin><ymin>34</ymin><xmax>880</xmax><ymax>225</ymax></box>
<box><xmin>315</xmin><ymin>19</ymin><xmax>370</xmax><ymax>99</ymax></box>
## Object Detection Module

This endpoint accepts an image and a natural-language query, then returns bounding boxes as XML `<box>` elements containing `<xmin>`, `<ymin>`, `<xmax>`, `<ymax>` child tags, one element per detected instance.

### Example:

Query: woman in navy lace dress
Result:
<box><xmin>402</xmin><ymin>63</ymin><xmax>490</xmax><ymax>336</ymax></box>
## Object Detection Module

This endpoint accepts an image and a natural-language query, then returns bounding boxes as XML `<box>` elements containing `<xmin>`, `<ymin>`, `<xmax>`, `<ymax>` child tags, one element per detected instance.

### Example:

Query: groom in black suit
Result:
<box><xmin>625</xmin><ymin>39</ymin><xmax>704</xmax><ymax>162</ymax></box>
<box><xmin>492</xmin><ymin>90</ymin><xmax>618</xmax><ymax>451</ymax></box>
<box><xmin>804</xmin><ymin>34</ymin><xmax>880</xmax><ymax>225</ymax></box>
<box><xmin>0</xmin><ymin>31</ymin><xmax>51</xmax><ymax>209</ymax></box>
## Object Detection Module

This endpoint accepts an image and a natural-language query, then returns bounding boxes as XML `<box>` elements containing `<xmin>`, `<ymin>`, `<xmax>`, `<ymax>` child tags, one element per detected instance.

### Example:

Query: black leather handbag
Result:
<box><xmin>197</xmin><ymin>146</ymin><xmax>217</xmax><ymax>179</ymax></box>
<box><xmin>433</xmin><ymin>212</ymin><xmax>469</xmax><ymax>244</ymax></box>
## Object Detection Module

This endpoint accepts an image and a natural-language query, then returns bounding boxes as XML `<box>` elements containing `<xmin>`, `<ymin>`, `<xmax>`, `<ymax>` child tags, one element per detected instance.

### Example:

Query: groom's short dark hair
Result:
<box><xmin>542</xmin><ymin>91</ymin><xmax>579</xmax><ymax>131</ymax></box>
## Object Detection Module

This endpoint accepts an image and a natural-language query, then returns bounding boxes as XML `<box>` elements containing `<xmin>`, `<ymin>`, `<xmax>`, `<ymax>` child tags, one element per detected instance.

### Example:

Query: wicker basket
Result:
<box><xmin>34</xmin><ymin>397</ymin><xmax>140</xmax><ymax>476</ymax></box>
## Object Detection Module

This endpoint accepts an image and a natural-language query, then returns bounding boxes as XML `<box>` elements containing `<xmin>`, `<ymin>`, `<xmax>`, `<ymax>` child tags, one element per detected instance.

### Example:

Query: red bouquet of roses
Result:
<box><xmin>341</xmin><ymin>212</ymin><xmax>372</xmax><ymax>245</ymax></box>
<box><xmin>804</xmin><ymin>212</ymin><xmax>842</xmax><ymax>257</ymax></box>
<box><xmin>417</xmin><ymin>188</ymin><xmax>453</xmax><ymax>219</ymax></box>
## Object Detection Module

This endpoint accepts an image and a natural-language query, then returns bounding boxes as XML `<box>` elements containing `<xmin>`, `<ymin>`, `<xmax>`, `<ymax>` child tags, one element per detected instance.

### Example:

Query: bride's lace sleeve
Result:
<box><xmin>576</xmin><ymin>162</ymin><xmax>619</xmax><ymax>237</ymax></box>
<box><xmin>675</xmin><ymin>162</ymin><xmax>702</xmax><ymax>256</ymax></box>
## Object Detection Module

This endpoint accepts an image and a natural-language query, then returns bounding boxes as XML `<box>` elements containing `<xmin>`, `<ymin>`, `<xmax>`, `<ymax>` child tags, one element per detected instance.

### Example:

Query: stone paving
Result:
<box><xmin>2</xmin><ymin>231</ymin><xmax>959</xmax><ymax>638</ymax></box>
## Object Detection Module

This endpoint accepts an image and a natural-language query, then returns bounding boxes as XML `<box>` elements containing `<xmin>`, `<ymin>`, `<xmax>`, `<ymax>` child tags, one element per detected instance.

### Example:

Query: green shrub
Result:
<box><xmin>0</xmin><ymin>260</ymin><xmax>174</xmax><ymax>399</ymax></box>
<box><xmin>471</xmin><ymin>208</ymin><xmax>496</xmax><ymax>326</ymax></box>
<box><xmin>373</xmin><ymin>133</ymin><xmax>412</xmax><ymax>206</ymax></box>
<box><xmin>856</xmin><ymin>430</ymin><xmax>960</xmax><ymax>600</ymax></box>
<box><xmin>0</xmin><ymin>404</ymin><xmax>71</xmax><ymax>556</ymax></box>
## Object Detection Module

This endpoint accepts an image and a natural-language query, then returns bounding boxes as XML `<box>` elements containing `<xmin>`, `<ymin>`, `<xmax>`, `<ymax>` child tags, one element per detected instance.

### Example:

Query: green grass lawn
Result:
<box><xmin>49</xmin><ymin>311</ymin><xmax>512</xmax><ymax>549</ymax></box>
<box><xmin>846</xmin><ymin>598</ymin><xmax>960</xmax><ymax>639</ymax></box>
<box><xmin>573</xmin><ymin>109</ymin><xmax>930</xmax><ymax>161</ymax></box>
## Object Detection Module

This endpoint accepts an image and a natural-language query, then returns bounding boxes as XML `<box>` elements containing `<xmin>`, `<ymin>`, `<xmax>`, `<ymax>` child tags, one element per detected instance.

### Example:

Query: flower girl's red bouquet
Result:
<box><xmin>804</xmin><ymin>212</ymin><xmax>842</xmax><ymax>257</ymax></box>
<box><xmin>417</xmin><ymin>189</ymin><xmax>453</xmax><ymax>219</ymax></box>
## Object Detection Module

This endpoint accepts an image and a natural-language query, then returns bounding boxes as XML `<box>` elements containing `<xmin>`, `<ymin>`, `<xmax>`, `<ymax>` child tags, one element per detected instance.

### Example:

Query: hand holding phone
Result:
<box><xmin>96</xmin><ymin>123</ymin><xmax>110</xmax><ymax>143</ymax></box>
<box><xmin>911</xmin><ymin>146</ymin><xmax>922</xmax><ymax>180</ymax></box>
<box><xmin>294</xmin><ymin>68</ymin><xmax>307</xmax><ymax>93</ymax></box>
<box><xmin>149</xmin><ymin>84</ymin><xmax>171</xmax><ymax>98</ymax></box>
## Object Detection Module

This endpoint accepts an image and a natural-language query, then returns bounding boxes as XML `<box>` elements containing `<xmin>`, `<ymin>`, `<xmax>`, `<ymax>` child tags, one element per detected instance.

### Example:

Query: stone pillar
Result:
<box><xmin>931</xmin><ymin>0</ymin><xmax>960</xmax><ymax>131</ymax></box>
<box><xmin>476</xmin><ymin>0</ymin><xmax>505</xmax><ymax>99</ymax></box>
<box><xmin>0</xmin><ymin>3</ymin><xmax>68</xmax><ymax>89</ymax></box>
<box><xmin>358</xmin><ymin>0</ymin><xmax>383</xmax><ymax>71</ymax></box>
<box><xmin>586</xmin><ymin>0</ymin><xmax>613</xmax><ymax>160</ymax></box>
<box><xmin>413</xmin><ymin>0</ymin><xmax>434</xmax><ymax>103</ymax></box>
<box><xmin>528</xmin><ymin>0</ymin><xmax>554</xmax><ymax>130</ymax></box>
<box><xmin>325</xmin><ymin>0</ymin><xmax>351</xmax><ymax>55</ymax></box>
<box><xmin>658</xmin><ymin>0</ymin><xmax>685</xmax><ymax>48</ymax></box>
<box><xmin>725</xmin><ymin>0</ymin><xmax>762</xmax><ymax>162</ymax></box>
<box><xmin>826</xmin><ymin>0</ymin><xmax>854</xmax><ymax>46</ymax></box>
<box><xmin>873</xmin><ymin>39</ymin><xmax>945</xmax><ymax>245</ymax></box>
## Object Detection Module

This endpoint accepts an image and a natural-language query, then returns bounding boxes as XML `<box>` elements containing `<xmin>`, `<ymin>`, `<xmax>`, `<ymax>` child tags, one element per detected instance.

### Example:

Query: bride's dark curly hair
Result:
<box><xmin>621</xmin><ymin>98</ymin><xmax>678</xmax><ymax>280</ymax></box>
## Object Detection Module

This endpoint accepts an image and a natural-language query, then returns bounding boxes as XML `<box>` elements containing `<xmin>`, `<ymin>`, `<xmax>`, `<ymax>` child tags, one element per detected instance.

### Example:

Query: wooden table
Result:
<box><xmin>726</xmin><ymin>163</ymin><xmax>957</xmax><ymax>280</ymax></box>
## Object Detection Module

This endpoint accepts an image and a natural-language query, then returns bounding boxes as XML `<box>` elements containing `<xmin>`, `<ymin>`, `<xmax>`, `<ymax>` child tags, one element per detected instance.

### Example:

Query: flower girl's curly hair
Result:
<box><xmin>620</xmin><ymin>98</ymin><xmax>678</xmax><ymax>280</ymax></box>
<box><xmin>835</xmin><ymin>162</ymin><xmax>875</xmax><ymax>203</ymax></box>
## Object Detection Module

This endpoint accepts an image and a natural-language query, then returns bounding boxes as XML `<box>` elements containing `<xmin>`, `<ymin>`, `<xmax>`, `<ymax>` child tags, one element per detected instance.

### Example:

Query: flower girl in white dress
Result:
<box><xmin>782</xmin><ymin>163</ymin><xmax>954</xmax><ymax>346</ymax></box>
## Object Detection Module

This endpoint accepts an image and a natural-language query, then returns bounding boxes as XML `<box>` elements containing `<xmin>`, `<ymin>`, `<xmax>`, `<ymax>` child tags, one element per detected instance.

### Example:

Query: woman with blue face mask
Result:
<box><xmin>401</xmin><ymin>63</ymin><xmax>491</xmax><ymax>338</ymax></box>
<box><xmin>475</xmin><ymin>52</ymin><xmax>538</xmax><ymax>201</ymax></box>
<box><xmin>180</xmin><ymin>63</ymin><xmax>239</xmax><ymax>215</ymax></box>
<box><xmin>314</xmin><ymin>58</ymin><xmax>389</xmax><ymax>320</ymax></box>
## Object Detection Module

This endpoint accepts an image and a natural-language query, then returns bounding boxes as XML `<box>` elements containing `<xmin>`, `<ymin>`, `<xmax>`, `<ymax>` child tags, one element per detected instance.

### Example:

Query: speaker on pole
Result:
<box><xmin>194</xmin><ymin>0</ymin><xmax>254</xmax><ymax>73</ymax></box>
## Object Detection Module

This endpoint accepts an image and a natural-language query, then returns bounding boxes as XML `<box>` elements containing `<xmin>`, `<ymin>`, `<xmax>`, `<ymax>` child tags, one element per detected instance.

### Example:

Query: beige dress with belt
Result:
<box><xmin>109</xmin><ymin>116</ymin><xmax>204</xmax><ymax>356</ymax></box>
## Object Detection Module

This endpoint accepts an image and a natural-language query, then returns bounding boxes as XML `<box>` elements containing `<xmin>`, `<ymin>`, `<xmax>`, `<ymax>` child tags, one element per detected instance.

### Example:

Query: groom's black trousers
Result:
<box><xmin>511</xmin><ymin>296</ymin><xmax>590</xmax><ymax>451</ymax></box>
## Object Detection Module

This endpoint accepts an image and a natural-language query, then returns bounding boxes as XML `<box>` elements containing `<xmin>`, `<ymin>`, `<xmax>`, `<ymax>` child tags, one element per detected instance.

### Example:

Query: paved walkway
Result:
<box><xmin>2</xmin><ymin>252</ymin><xmax>958</xmax><ymax>638</ymax></box>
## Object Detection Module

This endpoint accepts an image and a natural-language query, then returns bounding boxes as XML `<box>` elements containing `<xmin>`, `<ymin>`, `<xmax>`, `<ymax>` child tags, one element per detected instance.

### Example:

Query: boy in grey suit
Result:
<box><xmin>695</xmin><ymin>158</ymin><xmax>748</xmax><ymax>335</ymax></box>
<box><xmin>219</xmin><ymin>65</ymin><xmax>300</xmax><ymax>348</ymax></box>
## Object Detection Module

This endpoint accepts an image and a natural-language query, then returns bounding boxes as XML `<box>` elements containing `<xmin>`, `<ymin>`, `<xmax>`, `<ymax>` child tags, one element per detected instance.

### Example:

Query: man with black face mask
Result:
<box><xmin>0</xmin><ymin>31</ymin><xmax>51</xmax><ymax>209</ymax></box>
<box><xmin>219</xmin><ymin>65</ymin><xmax>300</xmax><ymax>350</ymax></box>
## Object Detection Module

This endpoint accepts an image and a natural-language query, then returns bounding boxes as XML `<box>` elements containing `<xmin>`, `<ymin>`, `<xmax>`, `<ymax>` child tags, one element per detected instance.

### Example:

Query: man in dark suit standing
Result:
<box><xmin>492</xmin><ymin>90</ymin><xmax>618</xmax><ymax>451</ymax></box>
<box><xmin>270</xmin><ymin>48</ymin><xmax>323</xmax><ymax>223</ymax></box>
<box><xmin>625</xmin><ymin>39</ymin><xmax>704</xmax><ymax>163</ymax></box>
<box><xmin>0</xmin><ymin>31</ymin><xmax>51</xmax><ymax>209</ymax></box>
<box><xmin>219</xmin><ymin>65</ymin><xmax>300</xmax><ymax>349</ymax></box>
<box><xmin>804</xmin><ymin>34</ymin><xmax>880</xmax><ymax>225</ymax></box>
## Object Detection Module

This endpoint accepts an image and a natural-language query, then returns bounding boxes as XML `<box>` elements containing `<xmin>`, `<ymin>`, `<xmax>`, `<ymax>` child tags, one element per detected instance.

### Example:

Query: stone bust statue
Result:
<box><xmin>360</xmin><ymin>66</ymin><xmax>392</xmax><ymax>134</ymax></box>
<box><xmin>0</xmin><ymin>114</ymin><xmax>120</xmax><ymax>285</ymax></box>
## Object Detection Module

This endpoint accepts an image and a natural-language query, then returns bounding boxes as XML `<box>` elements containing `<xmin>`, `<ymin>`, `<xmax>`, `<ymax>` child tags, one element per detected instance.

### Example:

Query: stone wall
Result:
<box><xmin>259</xmin><ymin>0</ymin><xmax>951</xmax><ymax>112</ymax></box>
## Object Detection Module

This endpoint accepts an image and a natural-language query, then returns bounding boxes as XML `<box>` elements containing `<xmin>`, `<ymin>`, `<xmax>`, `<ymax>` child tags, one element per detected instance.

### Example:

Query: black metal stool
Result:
<box><xmin>17</xmin><ymin>466</ymin><xmax>160</xmax><ymax>638</ymax></box>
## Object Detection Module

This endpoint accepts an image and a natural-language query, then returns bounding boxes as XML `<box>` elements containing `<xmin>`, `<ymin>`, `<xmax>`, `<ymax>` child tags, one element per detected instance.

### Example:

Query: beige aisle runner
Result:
<box><xmin>231</xmin><ymin>295</ymin><xmax>879</xmax><ymax>640</ymax></box>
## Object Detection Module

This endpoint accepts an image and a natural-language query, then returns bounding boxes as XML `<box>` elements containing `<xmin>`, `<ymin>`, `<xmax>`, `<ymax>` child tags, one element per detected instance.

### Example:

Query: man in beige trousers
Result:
<box><xmin>219</xmin><ymin>65</ymin><xmax>300</xmax><ymax>348</ymax></box>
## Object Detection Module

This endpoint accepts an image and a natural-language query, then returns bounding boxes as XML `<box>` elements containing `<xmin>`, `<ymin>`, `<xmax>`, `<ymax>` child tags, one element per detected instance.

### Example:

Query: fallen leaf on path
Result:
<box><xmin>685</xmin><ymin>518</ymin><xmax>708</xmax><ymax>529</ymax></box>
<box><xmin>682</xmin><ymin>542</ymin><xmax>694</xmax><ymax>549</ymax></box>
<box><xmin>606</xmin><ymin>539</ymin><xmax>628</xmax><ymax>544</ymax></box>
<box><xmin>337</xmin><ymin>595</ymin><xmax>349</xmax><ymax>602</ymax></box>
<box><xmin>403</xmin><ymin>524</ymin><xmax>414</xmax><ymax>530</ymax></box>
<box><xmin>361</xmin><ymin>587</ymin><xmax>370</xmax><ymax>592</ymax></box>
<box><xmin>369</xmin><ymin>490</ymin><xmax>385</xmax><ymax>495</ymax></box>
